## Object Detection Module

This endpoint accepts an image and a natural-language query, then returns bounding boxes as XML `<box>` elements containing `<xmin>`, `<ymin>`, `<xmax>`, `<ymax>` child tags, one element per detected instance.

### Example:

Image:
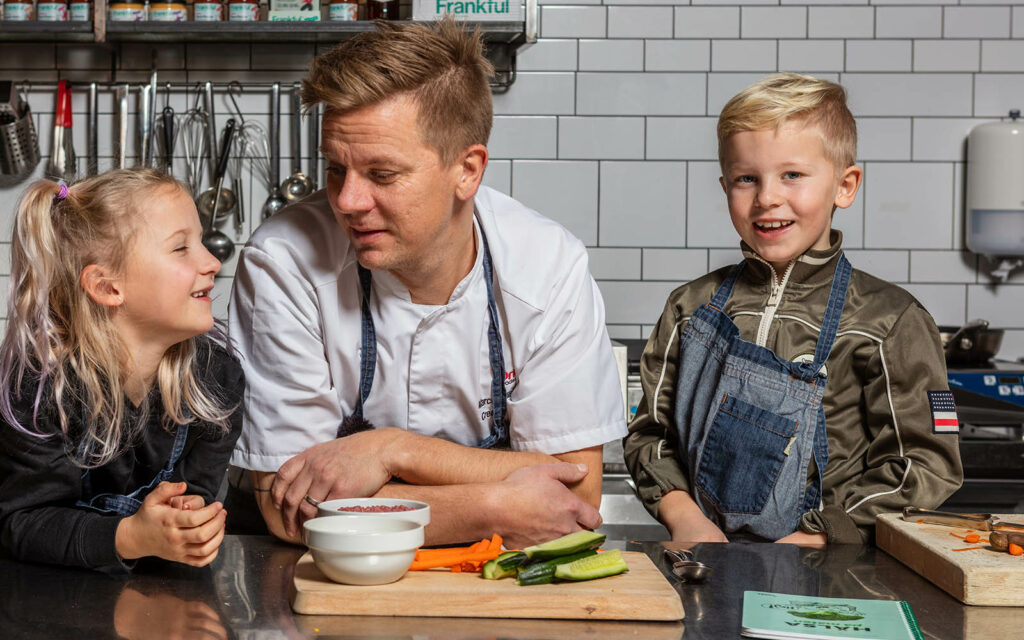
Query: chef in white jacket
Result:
<box><xmin>229</xmin><ymin>20</ymin><xmax>624</xmax><ymax>547</ymax></box>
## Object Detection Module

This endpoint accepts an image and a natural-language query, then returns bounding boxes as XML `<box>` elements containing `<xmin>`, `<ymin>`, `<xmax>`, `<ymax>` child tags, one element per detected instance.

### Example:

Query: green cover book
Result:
<box><xmin>741</xmin><ymin>591</ymin><xmax>924</xmax><ymax>640</ymax></box>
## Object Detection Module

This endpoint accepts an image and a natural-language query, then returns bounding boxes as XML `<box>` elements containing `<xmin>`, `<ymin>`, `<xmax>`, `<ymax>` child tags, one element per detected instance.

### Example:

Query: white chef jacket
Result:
<box><xmin>228</xmin><ymin>186</ymin><xmax>625</xmax><ymax>472</ymax></box>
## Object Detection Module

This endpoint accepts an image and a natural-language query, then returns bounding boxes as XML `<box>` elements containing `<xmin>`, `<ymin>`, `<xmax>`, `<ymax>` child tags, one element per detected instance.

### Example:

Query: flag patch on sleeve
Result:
<box><xmin>928</xmin><ymin>390</ymin><xmax>960</xmax><ymax>434</ymax></box>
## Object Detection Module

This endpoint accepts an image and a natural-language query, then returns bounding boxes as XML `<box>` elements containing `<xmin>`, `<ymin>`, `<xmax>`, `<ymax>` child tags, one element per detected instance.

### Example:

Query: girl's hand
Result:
<box><xmin>115</xmin><ymin>481</ymin><xmax>227</xmax><ymax>567</ymax></box>
<box><xmin>169</xmin><ymin>494</ymin><xmax>206</xmax><ymax>511</ymax></box>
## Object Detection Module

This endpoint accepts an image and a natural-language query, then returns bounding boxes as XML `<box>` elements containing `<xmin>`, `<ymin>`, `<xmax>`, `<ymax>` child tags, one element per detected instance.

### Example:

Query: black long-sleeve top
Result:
<box><xmin>0</xmin><ymin>338</ymin><xmax>244</xmax><ymax>572</ymax></box>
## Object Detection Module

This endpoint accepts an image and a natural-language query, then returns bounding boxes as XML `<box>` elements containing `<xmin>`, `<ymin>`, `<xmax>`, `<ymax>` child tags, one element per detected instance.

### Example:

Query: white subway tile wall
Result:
<box><xmin>3</xmin><ymin>2</ymin><xmax>1024</xmax><ymax>361</ymax></box>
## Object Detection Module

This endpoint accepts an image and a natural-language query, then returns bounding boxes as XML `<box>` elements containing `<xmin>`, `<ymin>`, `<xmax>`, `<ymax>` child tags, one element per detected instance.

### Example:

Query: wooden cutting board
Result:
<box><xmin>876</xmin><ymin>512</ymin><xmax>1024</xmax><ymax>606</ymax></box>
<box><xmin>290</xmin><ymin>550</ymin><xmax>684</xmax><ymax>620</ymax></box>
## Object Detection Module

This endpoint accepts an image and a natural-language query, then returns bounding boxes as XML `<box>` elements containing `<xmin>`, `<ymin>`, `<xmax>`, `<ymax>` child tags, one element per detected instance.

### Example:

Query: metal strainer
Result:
<box><xmin>0</xmin><ymin>81</ymin><xmax>41</xmax><ymax>180</ymax></box>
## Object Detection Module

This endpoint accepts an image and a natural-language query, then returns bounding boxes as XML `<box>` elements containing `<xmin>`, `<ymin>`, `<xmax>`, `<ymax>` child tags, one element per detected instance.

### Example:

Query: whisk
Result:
<box><xmin>179</xmin><ymin>102</ymin><xmax>208</xmax><ymax>197</ymax></box>
<box><xmin>237</xmin><ymin>121</ymin><xmax>275</xmax><ymax>213</ymax></box>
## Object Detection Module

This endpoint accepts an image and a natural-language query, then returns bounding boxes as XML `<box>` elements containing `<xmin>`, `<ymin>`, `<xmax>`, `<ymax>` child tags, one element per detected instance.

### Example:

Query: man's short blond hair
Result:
<box><xmin>718</xmin><ymin>73</ymin><xmax>857</xmax><ymax>170</ymax></box>
<box><xmin>301</xmin><ymin>19</ymin><xmax>494</xmax><ymax>166</ymax></box>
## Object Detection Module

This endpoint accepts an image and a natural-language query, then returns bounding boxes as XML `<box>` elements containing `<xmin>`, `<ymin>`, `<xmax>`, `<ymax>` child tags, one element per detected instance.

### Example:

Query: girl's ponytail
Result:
<box><xmin>0</xmin><ymin>180</ymin><xmax>69</xmax><ymax>435</ymax></box>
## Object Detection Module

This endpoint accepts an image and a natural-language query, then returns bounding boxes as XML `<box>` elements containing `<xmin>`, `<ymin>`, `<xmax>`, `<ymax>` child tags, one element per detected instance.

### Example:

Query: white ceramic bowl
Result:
<box><xmin>317</xmin><ymin>497</ymin><xmax>430</xmax><ymax>527</ymax></box>
<box><xmin>303</xmin><ymin>515</ymin><xmax>424</xmax><ymax>586</ymax></box>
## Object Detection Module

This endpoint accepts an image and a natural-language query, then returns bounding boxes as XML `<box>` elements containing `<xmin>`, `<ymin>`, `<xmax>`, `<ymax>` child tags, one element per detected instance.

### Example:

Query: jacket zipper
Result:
<box><xmin>755</xmin><ymin>259</ymin><xmax>796</xmax><ymax>347</ymax></box>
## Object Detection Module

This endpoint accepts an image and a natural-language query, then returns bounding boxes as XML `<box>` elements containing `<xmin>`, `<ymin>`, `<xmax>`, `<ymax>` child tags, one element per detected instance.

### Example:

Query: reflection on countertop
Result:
<box><xmin>1</xmin><ymin>535</ymin><xmax>1020</xmax><ymax>640</ymax></box>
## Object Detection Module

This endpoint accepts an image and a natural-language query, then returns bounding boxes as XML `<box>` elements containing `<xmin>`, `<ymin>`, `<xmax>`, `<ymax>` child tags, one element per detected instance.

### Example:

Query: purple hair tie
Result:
<box><xmin>55</xmin><ymin>183</ymin><xmax>69</xmax><ymax>200</ymax></box>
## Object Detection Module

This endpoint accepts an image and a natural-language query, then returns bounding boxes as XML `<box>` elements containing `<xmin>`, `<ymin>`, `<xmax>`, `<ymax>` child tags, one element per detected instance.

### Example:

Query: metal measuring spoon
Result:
<box><xmin>663</xmin><ymin>548</ymin><xmax>712</xmax><ymax>583</ymax></box>
<box><xmin>262</xmin><ymin>83</ymin><xmax>288</xmax><ymax>219</ymax></box>
<box><xmin>202</xmin><ymin>119</ymin><xmax>237</xmax><ymax>263</ymax></box>
<box><xmin>280</xmin><ymin>82</ymin><xmax>314</xmax><ymax>202</ymax></box>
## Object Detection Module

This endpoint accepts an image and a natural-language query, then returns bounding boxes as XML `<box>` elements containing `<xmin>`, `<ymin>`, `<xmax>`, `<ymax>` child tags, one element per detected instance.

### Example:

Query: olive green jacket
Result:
<box><xmin>623</xmin><ymin>233</ymin><xmax>963</xmax><ymax>544</ymax></box>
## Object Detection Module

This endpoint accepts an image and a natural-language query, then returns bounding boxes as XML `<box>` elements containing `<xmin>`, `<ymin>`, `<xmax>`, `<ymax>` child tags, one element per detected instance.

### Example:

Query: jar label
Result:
<box><xmin>228</xmin><ymin>2</ymin><xmax>260</xmax><ymax>21</ymax></box>
<box><xmin>70</xmin><ymin>2</ymin><xmax>91</xmax><ymax>20</ymax></box>
<box><xmin>193</xmin><ymin>2</ymin><xmax>223</xmax><ymax>20</ymax></box>
<box><xmin>109</xmin><ymin>5</ymin><xmax>146</xmax><ymax>20</ymax></box>
<box><xmin>150</xmin><ymin>6</ymin><xmax>187</xmax><ymax>21</ymax></box>
<box><xmin>37</xmin><ymin>3</ymin><xmax>69</xmax><ymax>20</ymax></box>
<box><xmin>4</xmin><ymin>2</ymin><xmax>35</xmax><ymax>20</ymax></box>
<box><xmin>328</xmin><ymin>3</ymin><xmax>357</xmax><ymax>20</ymax></box>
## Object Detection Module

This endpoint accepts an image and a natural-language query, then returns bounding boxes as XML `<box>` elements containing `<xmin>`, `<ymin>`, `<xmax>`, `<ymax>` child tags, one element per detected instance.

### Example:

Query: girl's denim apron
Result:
<box><xmin>76</xmin><ymin>423</ymin><xmax>190</xmax><ymax>516</ymax></box>
<box><xmin>341</xmin><ymin>225</ymin><xmax>510</xmax><ymax>449</ymax></box>
<box><xmin>674</xmin><ymin>255</ymin><xmax>851</xmax><ymax>539</ymax></box>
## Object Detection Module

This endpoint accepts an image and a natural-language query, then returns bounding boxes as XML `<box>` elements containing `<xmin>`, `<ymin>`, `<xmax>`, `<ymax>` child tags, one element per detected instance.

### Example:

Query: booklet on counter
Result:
<box><xmin>740</xmin><ymin>591</ymin><xmax>924</xmax><ymax>640</ymax></box>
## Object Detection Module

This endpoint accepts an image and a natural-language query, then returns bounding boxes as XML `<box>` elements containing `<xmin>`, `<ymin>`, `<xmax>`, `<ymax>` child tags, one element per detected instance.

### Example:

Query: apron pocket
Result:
<box><xmin>695</xmin><ymin>394</ymin><xmax>797</xmax><ymax>514</ymax></box>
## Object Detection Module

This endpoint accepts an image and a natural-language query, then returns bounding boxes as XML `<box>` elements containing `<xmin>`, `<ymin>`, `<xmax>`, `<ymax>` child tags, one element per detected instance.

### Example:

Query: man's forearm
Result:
<box><xmin>375</xmin><ymin>483</ymin><xmax>504</xmax><ymax>545</ymax></box>
<box><xmin>389</xmin><ymin>431</ymin><xmax>554</xmax><ymax>485</ymax></box>
<box><xmin>390</xmin><ymin>434</ymin><xmax>603</xmax><ymax>509</ymax></box>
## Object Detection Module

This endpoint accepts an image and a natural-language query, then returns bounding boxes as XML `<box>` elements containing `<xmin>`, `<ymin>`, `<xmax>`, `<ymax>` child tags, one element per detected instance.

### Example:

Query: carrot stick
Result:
<box><xmin>409</xmin><ymin>550</ymin><xmax>504</xmax><ymax>571</ymax></box>
<box><xmin>952</xmin><ymin>547</ymin><xmax>983</xmax><ymax>552</ymax></box>
<box><xmin>949</xmin><ymin>532</ymin><xmax>965</xmax><ymax>539</ymax></box>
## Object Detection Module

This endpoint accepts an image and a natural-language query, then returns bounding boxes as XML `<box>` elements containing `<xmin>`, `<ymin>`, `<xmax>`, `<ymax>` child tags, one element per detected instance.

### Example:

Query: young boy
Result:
<box><xmin>623</xmin><ymin>74</ymin><xmax>963</xmax><ymax>546</ymax></box>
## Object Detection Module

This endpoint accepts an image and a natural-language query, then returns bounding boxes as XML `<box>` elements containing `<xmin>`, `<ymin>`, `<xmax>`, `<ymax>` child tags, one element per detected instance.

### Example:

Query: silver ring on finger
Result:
<box><xmin>304</xmin><ymin>495</ymin><xmax>321</xmax><ymax>507</ymax></box>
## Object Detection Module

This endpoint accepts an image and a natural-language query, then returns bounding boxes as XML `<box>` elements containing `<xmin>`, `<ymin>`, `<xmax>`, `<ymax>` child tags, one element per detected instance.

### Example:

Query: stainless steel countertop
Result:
<box><xmin>1</xmin><ymin>535</ymin><xmax>1016</xmax><ymax>639</ymax></box>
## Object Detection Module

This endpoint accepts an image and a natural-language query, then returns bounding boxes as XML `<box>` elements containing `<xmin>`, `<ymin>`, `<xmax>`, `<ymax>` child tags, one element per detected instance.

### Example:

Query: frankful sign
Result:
<box><xmin>413</xmin><ymin>0</ymin><xmax>523</xmax><ymax>21</ymax></box>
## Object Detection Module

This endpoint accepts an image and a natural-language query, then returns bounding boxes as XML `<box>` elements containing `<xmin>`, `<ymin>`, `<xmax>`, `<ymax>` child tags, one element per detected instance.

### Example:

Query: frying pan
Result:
<box><xmin>939</xmin><ymin>319</ymin><xmax>1004</xmax><ymax>365</ymax></box>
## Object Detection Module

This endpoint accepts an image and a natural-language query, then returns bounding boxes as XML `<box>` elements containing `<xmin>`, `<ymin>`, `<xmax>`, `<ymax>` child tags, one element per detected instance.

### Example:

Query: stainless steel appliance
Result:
<box><xmin>944</xmin><ymin>361</ymin><xmax>1024</xmax><ymax>513</ymax></box>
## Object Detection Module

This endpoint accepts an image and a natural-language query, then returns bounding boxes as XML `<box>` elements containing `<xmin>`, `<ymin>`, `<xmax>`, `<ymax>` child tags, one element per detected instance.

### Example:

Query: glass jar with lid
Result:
<box><xmin>37</xmin><ymin>0</ymin><xmax>69</xmax><ymax>20</ymax></box>
<box><xmin>3</xmin><ymin>0</ymin><xmax>36</xmax><ymax>20</ymax></box>
<box><xmin>227</xmin><ymin>0</ymin><xmax>259</xmax><ymax>21</ymax></box>
<box><xmin>149</xmin><ymin>0</ymin><xmax>186</xmax><ymax>20</ymax></box>
<box><xmin>69</xmin><ymin>0</ymin><xmax>90</xmax><ymax>20</ymax></box>
<box><xmin>108</xmin><ymin>1</ymin><xmax>146</xmax><ymax>20</ymax></box>
<box><xmin>365</xmin><ymin>0</ymin><xmax>397</xmax><ymax>19</ymax></box>
<box><xmin>328</xmin><ymin>0</ymin><xmax>355</xmax><ymax>20</ymax></box>
<box><xmin>193</xmin><ymin>0</ymin><xmax>224</xmax><ymax>21</ymax></box>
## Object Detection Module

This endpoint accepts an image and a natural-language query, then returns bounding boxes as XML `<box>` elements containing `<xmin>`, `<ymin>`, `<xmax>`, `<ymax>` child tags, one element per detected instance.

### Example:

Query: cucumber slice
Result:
<box><xmin>482</xmin><ymin>552</ymin><xmax>524</xmax><ymax>580</ymax></box>
<box><xmin>516</xmin><ymin>550</ymin><xmax>598</xmax><ymax>586</ymax></box>
<box><xmin>496</xmin><ymin>551</ymin><xmax>528</xmax><ymax>571</ymax></box>
<box><xmin>523</xmin><ymin>530</ymin><xmax>606</xmax><ymax>560</ymax></box>
<box><xmin>554</xmin><ymin>549</ymin><xmax>628</xmax><ymax>582</ymax></box>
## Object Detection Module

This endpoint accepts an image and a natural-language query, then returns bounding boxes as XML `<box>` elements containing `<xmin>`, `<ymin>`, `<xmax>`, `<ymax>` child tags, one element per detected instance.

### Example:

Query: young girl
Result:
<box><xmin>0</xmin><ymin>168</ymin><xmax>244</xmax><ymax>572</ymax></box>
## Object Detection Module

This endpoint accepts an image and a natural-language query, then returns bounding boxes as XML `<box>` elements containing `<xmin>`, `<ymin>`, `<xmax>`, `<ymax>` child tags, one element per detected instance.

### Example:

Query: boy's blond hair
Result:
<box><xmin>301</xmin><ymin>19</ymin><xmax>494</xmax><ymax>166</ymax></box>
<box><xmin>718</xmin><ymin>73</ymin><xmax>857</xmax><ymax>170</ymax></box>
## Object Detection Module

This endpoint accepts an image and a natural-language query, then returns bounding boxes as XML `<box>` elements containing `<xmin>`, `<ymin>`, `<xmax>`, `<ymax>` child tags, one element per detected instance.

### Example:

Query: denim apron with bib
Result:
<box><xmin>674</xmin><ymin>254</ymin><xmax>851</xmax><ymax>539</ymax></box>
<box><xmin>343</xmin><ymin>225</ymin><xmax>510</xmax><ymax>449</ymax></box>
<box><xmin>76</xmin><ymin>423</ymin><xmax>190</xmax><ymax>516</ymax></box>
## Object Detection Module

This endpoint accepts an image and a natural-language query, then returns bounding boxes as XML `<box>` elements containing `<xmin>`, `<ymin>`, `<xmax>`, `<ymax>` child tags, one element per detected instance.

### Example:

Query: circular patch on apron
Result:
<box><xmin>793</xmin><ymin>353</ymin><xmax>827</xmax><ymax>378</ymax></box>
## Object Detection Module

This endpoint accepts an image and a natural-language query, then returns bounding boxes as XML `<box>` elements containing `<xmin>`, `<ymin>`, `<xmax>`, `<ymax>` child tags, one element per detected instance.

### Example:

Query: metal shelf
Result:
<box><xmin>102</xmin><ymin>19</ymin><xmax>527</xmax><ymax>44</ymax></box>
<box><xmin>1</xmin><ymin>3</ymin><xmax>536</xmax><ymax>88</ymax></box>
<box><xmin>0</xmin><ymin>20</ymin><xmax>95</xmax><ymax>41</ymax></box>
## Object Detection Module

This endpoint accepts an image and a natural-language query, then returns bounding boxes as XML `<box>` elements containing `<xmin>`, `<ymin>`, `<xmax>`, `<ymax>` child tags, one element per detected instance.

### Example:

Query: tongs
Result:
<box><xmin>902</xmin><ymin>507</ymin><xmax>1024</xmax><ymax>532</ymax></box>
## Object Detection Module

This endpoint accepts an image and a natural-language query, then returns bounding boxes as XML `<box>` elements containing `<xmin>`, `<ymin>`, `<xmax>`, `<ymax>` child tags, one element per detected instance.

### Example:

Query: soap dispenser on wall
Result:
<box><xmin>966</xmin><ymin>109</ymin><xmax>1024</xmax><ymax>282</ymax></box>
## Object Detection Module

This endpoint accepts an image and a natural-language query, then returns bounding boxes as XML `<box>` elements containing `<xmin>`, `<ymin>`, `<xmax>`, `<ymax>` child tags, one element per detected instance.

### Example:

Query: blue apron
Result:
<box><xmin>76</xmin><ymin>423</ymin><xmax>190</xmax><ymax>516</ymax></box>
<box><xmin>340</xmin><ymin>224</ymin><xmax>510</xmax><ymax>449</ymax></box>
<box><xmin>673</xmin><ymin>255</ymin><xmax>852</xmax><ymax>539</ymax></box>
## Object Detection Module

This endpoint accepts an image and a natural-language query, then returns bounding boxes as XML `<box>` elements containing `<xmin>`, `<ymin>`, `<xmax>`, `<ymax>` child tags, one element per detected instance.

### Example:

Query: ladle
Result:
<box><xmin>262</xmin><ymin>82</ymin><xmax>288</xmax><ymax>219</ymax></box>
<box><xmin>197</xmin><ymin>82</ymin><xmax>236</xmax><ymax>219</ymax></box>
<box><xmin>280</xmin><ymin>82</ymin><xmax>314</xmax><ymax>202</ymax></box>
<box><xmin>663</xmin><ymin>548</ymin><xmax>712</xmax><ymax>583</ymax></box>
<box><xmin>202</xmin><ymin>119</ymin><xmax>237</xmax><ymax>263</ymax></box>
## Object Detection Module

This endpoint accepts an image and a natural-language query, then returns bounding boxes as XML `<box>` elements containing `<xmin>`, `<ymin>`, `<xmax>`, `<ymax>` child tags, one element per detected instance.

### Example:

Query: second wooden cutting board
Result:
<box><xmin>290</xmin><ymin>550</ymin><xmax>684</xmax><ymax>620</ymax></box>
<box><xmin>876</xmin><ymin>512</ymin><xmax>1024</xmax><ymax>606</ymax></box>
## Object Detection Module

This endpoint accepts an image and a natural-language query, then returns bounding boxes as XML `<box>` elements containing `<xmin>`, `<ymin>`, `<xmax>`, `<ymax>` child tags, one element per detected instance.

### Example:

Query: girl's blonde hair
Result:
<box><xmin>718</xmin><ymin>73</ymin><xmax>858</xmax><ymax>170</ymax></box>
<box><xmin>0</xmin><ymin>169</ymin><xmax>234</xmax><ymax>467</ymax></box>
